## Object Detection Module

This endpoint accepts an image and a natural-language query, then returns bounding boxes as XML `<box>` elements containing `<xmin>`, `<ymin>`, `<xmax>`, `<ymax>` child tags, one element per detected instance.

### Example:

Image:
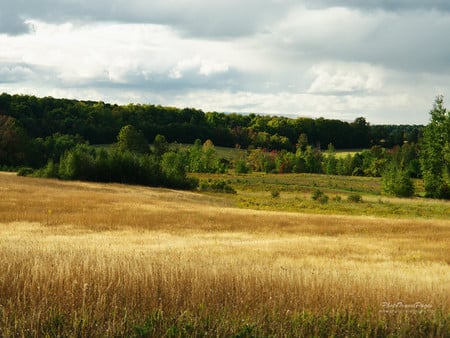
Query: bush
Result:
<box><xmin>311</xmin><ymin>189</ymin><xmax>324</xmax><ymax>201</ymax></box>
<box><xmin>34</xmin><ymin>145</ymin><xmax>198</xmax><ymax>190</ymax></box>
<box><xmin>347</xmin><ymin>194</ymin><xmax>362</xmax><ymax>203</ymax></box>
<box><xmin>199</xmin><ymin>179</ymin><xmax>236</xmax><ymax>194</ymax></box>
<box><xmin>17</xmin><ymin>167</ymin><xmax>34</xmax><ymax>176</ymax></box>
<box><xmin>318</xmin><ymin>194</ymin><xmax>329</xmax><ymax>204</ymax></box>
<box><xmin>234</xmin><ymin>159</ymin><xmax>250</xmax><ymax>174</ymax></box>
<box><xmin>270</xmin><ymin>190</ymin><xmax>280</xmax><ymax>198</ymax></box>
<box><xmin>382</xmin><ymin>163</ymin><xmax>415</xmax><ymax>198</ymax></box>
<box><xmin>312</xmin><ymin>190</ymin><xmax>328</xmax><ymax>204</ymax></box>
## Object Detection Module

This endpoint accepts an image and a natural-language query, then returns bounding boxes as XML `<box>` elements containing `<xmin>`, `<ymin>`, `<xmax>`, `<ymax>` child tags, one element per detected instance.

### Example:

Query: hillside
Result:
<box><xmin>0</xmin><ymin>172</ymin><xmax>449</xmax><ymax>336</ymax></box>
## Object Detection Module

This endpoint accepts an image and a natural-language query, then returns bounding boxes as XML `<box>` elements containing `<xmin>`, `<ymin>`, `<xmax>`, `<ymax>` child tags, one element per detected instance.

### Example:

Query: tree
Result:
<box><xmin>419</xmin><ymin>96</ymin><xmax>450</xmax><ymax>199</ymax></box>
<box><xmin>323</xmin><ymin>143</ymin><xmax>337</xmax><ymax>175</ymax></box>
<box><xmin>116</xmin><ymin>125</ymin><xmax>148</xmax><ymax>153</ymax></box>
<box><xmin>296</xmin><ymin>133</ymin><xmax>308</xmax><ymax>152</ymax></box>
<box><xmin>152</xmin><ymin>134</ymin><xmax>169</xmax><ymax>157</ymax></box>
<box><xmin>0</xmin><ymin>115</ymin><xmax>30</xmax><ymax>166</ymax></box>
<box><xmin>382</xmin><ymin>162</ymin><xmax>415</xmax><ymax>197</ymax></box>
<box><xmin>351</xmin><ymin>117</ymin><xmax>370</xmax><ymax>148</ymax></box>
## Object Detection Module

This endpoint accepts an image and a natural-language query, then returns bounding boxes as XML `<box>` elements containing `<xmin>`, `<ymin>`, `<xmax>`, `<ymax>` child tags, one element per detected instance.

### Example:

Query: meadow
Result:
<box><xmin>194</xmin><ymin>172</ymin><xmax>449</xmax><ymax>219</ymax></box>
<box><xmin>0</xmin><ymin>172</ymin><xmax>449</xmax><ymax>336</ymax></box>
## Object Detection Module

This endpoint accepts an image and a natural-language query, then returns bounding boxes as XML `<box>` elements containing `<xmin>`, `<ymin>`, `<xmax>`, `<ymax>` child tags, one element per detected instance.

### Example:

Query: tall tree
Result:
<box><xmin>419</xmin><ymin>95</ymin><xmax>450</xmax><ymax>199</ymax></box>
<box><xmin>116</xmin><ymin>125</ymin><xmax>148</xmax><ymax>154</ymax></box>
<box><xmin>0</xmin><ymin>115</ymin><xmax>30</xmax><ymax>166</ymax></box>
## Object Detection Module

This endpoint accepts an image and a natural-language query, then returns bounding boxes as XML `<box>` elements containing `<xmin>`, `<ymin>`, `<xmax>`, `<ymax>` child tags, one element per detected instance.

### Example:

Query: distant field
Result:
<box><xmin>335</xmin><ymin>148</ymin><xmax>363</xmax><ymax>158</ymax></box>
<box><xmin>0</xmin><ymin>172</ymin><xmax>449</xmax><ymax>336</ymax></box>
<box><xmin>193</xmin><ymin>172</ymin><xmax>449</xmax><ymax>219</ymax></box>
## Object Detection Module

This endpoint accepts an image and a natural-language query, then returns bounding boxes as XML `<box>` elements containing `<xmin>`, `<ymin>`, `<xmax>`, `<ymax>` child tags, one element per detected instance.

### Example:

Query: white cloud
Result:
<box><xmin>308</xmin><ymin>62</ymin><xmax>383</xmax><ymax>94</ymax></box>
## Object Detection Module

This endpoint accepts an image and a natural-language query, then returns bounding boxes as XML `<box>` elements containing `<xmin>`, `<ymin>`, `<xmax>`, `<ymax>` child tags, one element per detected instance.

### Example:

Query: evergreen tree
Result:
<box><xmin>419</xmin><ymin>96</ymin><xmax>450</xmax><ymax>199</ymax></box>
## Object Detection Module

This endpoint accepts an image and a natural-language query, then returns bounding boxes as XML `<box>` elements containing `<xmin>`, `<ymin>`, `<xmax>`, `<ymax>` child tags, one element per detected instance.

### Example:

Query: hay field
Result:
<box><xmin>0</xmin><ymin>173</ymin><xmax>449</xmax><ymax>336</ymax></box>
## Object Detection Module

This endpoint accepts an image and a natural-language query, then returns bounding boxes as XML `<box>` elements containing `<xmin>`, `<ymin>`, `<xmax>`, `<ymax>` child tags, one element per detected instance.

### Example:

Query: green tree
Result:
<box><xmin>419</xmin><ymin>96</ymin><xmax>450</xmax><ymax>199</ymax></box>
<box><xmin>296</xmin><ymin>133</ymin><xmax>308</xmax><ymax>152</ymax></box>
<box><xmin>0</xmin><ymin>115</ymin><xmax>30</xmax><ymax>166</ymax></box>
<box><xmin>382</xmin><ymin>162</ymin><xmax>415</xmax><ymax>197</ymax></box>
<box><xmin>152</xmin><ymin>134</ymin><xmax>169</xmax><ymax>157</ymax></box>
<box><xmin>117</xmin><ymin>125</ymin><xmax>148</xmax><ymax>153</ymax></box>
<box><xmin>323</xmin><ymin>143</ymin><xmax>338</xmax><ymax>175</ymax></box>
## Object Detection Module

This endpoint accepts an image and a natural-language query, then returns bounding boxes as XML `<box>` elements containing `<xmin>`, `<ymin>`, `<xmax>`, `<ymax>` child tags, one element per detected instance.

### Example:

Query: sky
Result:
<box><xmin>1</xmin><ymin>1</ymin><xmax>449</xmax><ymax>124</ymax></box>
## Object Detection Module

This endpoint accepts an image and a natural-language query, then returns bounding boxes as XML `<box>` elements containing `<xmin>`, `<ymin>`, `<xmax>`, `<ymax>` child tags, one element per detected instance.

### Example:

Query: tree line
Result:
<box><xmin>0</xmin><ymin>92</ymin><xmax>422</xmax><ymax>155</ymax></box>
<box><xmin>1</xmin><ymin>93</ymin><xmax>448</xmax><ymax>199</ymax></box>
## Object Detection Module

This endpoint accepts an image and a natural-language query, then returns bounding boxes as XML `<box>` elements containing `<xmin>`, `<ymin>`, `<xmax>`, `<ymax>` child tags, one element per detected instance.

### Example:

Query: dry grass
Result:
<box><xmin>0</xmin><ymin>173</ymin><xmax>449</xmax><ymax>336</ymax></box>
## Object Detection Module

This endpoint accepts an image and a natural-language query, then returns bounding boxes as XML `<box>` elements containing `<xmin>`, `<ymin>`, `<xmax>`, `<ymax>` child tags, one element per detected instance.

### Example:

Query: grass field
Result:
<box><xmin>193</xmin><ymin>172</ymin><xmax>449</xmax><ymax>219</ymax></box>
<box><xmin>0</xmin><ymin>172</ymin><xmax>449</xmax><ymax>336</ymax></box>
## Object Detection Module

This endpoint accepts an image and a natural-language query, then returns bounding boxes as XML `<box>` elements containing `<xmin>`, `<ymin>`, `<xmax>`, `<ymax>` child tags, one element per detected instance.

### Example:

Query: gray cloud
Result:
<box><xmin>0</xmin><ymin>0</ymin><xmax>297</xmax><ymax>38</ymax></box>
<box><xmin>0</xmin><ymin>62</ymin><xmax>37</xmax><ymax>83</ymax></box>
<box><xmin>268</xmin><ymin>7</ymin><xmax>450</xmax><ymax>74</ymax></box>
<box><xmin>304</xmin><ymin>0</ymin><xmax>450</xmax><ymax>12</ymax></box>
<box><xmin>0</xmin><ymin>7</ymin><xmax>30</xmax><ymax>35</ymax></box>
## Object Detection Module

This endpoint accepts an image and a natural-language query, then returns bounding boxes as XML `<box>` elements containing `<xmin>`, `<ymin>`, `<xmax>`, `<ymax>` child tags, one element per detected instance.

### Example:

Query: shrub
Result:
<box><xmin>234</xmin><ymin>159</ymin><xmax>250</xmax><ymax>174</ymax></box>
<box><xmin>17</xmin><ymin>167</ymin><xmax>34</xmax><ymax>176</ymax></box>
<box><xmin>199</xmin><ymin>179</ymin><xmax>236</xmax><ymax>194</ymax></box>
<box><xmin>311</xmin><ymin>189</ymin><xmax>324</xmax><ymax>201</ymax></box>
<box><xmin>270</xmin><ymin>190</ymin><xmax>280</xmax><ymax>198</ymax></box>
<box><xmin>347</xmin><ymin>194</ymin><xmax>362</xmax><ymax>203</ymax></box>
<box><xmin>318</xmin><ymin>194</ymin><xmax>329</xmax><ymax>204</ymax></box>
<box><xmin>382</xmin><ymin>163</ymin><xmax>415</xmax><ymax>198</ymax></box>
<box><xmin>312</xmin><ymin>190</ymin><xmax>328</xmax><ymax>204</ymax></box>
<box><xmin>34</xmin><ymin>145</ymin><xmax>198</xmax><ymax>190</ymax></box>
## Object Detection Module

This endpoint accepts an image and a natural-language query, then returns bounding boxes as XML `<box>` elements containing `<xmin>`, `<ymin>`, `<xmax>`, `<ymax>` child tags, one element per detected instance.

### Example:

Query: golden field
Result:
<box><xmin>0</xmin><ymin>172</ymin><xmax>449</xmax><ymax>336</ymax></box>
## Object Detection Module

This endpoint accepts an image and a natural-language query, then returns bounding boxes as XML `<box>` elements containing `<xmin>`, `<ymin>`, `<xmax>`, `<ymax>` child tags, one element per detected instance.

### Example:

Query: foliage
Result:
<box><xmin>152</xmin><ymin>134</ymin><xmax>169</xmax><ymax>157</ymax></box>
<box><xmin>0</xmin><ymin>92</ymin><xmax>443</xmax><ymax>201</ymax></box>
<box><xmin>0</xmin><ymin>92</ymin><xmax>423</xmax><ymax>158</ymax></box>
<box><xmin>29</xmin><ymin>144</ymin><xmax>197</xmax><ymax>190</ymax></box>
<box><xmin>270</xmin><ymin>190</ymin><xmax>280</xmax><ymax>198</ymax></box>
<box><xmin>312</xmin><ymin>189</ymin><xmax>329</xmax><ymax>204</ymax></box>
<box><xmin>419</xmin><ymin>95</ymin><xmax>450</xmax><ymax>199</ymax></box>
<box><xmin>116</xmin><ymin>125</ymin><xmax>149</xmax><ymax>153</ymax></box>
<box><xmin>0</xmin><ymin>115</ymin><xmax>31</xmax><ymax>166</ymax></box>
<box><xmin>17</xmin><ymin>167</ymin><xmax>34</xmax><ymax>176</ymax></box>
<box><xmin>382</xmin><ymin>163</ymin><xmax>415</xmax><ymax>198</ymax></box>
<box><xmin>234</xmin><ymin>158</ymin><xmax>251</xmax><ymax>174</ymax></box>
<box><xmin>347</xmin><ymin>194</ymin><xmax>363</xmax><ymax>203</ymax></box>
<box><xmin>161</xmin><ymin>151</ymin><xmax>198</xmax><ymax>190</ymax></box>
<box><xmin>198</xmin><ymin>179</ymin><xmax>236</xmax><ymax>194</ymax></box>
<box><xmin>188</xmin><ymin>139</ymin><xmax>227</xmax><ymax>173</ymax></box>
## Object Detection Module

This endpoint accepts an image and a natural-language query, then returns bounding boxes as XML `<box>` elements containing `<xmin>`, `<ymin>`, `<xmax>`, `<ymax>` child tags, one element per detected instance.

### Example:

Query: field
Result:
<box><xmin>0</xmin><ymin>172</ymin><xmax>449</xmax><ymax>336</ymax></box>
<box><xmin>195</xmin><ymin>172</ymin><xmax>449</xmax><ymax>219</ymax></box>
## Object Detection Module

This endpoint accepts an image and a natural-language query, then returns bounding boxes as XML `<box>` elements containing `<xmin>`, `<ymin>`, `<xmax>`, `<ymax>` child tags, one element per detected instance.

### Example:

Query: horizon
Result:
<box><xmin>2</xmin><ymin>91</ymin><xmax>427</xmax><ymax>126</ymax></box>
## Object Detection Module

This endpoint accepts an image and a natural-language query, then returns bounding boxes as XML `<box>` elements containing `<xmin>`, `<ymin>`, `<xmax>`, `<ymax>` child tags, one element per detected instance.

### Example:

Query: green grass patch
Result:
<box><xmin>191</xmin><ymin>172</ymin><xmax>450</xmax><ymax>219</ymax></box>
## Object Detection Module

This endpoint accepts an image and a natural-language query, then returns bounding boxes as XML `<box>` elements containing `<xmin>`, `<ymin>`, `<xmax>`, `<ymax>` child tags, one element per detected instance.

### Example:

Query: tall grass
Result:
<box><xmin>0</xmin><ymin>173</ymin><xmax>449</xmax><ymax>336</ymax></box>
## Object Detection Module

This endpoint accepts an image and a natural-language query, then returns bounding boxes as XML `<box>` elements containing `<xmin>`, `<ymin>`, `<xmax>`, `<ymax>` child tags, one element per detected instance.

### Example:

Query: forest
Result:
<box><xmin>0</xmin><ymin>92</ymin><xmax>449</xmax><ymax>199</ymax></box>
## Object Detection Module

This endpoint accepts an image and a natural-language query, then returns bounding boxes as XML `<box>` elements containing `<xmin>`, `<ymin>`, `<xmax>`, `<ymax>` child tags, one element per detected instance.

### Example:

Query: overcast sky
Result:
<box><xmin>1</xmin><ymin>1</ymin><xmax>449</xmax><ymax>124</ymax></box>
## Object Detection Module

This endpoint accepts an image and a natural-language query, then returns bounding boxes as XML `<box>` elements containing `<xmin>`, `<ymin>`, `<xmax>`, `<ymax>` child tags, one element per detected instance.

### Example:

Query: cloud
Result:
<box><xmin>1</xmin><ymin>1</ymin><xmax>449</xmax><ymax>124</ymax></box>
<box><xmin>268</xmin><ymin>6</ymin><xmax>450</xmax><ymax>73</ymax></box>
<box><xmin>169</xmin><ymin>58</ymin><xmax>229</xmax><ymax>79</ymax></box>
<box><xmin>0</xmin><ymin>63</ymin><xmax>35</xmax><ymax>83</ymax></box>
<box><xmin>0</xmin><ymin>0</ymin><xmax>297</xmax><ymax>38</ymax></box>
<box><xmin>304</xmin><ymin>0</ymin><xmax>450</xmax><ymax>12</ymax></box>
<box><xmin>307</xmin><ymin>62</ymin><xmax>383</xmax><ymax>95</ymax></box>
